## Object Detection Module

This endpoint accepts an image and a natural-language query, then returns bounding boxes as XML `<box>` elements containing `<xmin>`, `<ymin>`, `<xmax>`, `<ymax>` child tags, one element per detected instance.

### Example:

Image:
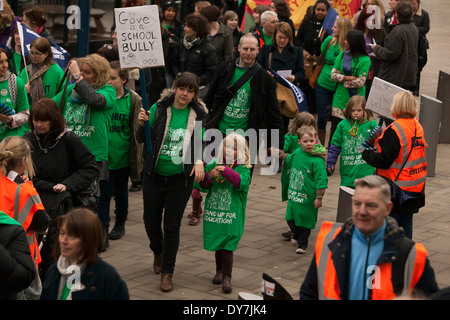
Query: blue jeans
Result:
<box><xmin>142</xmin><ymin>173</ymin><xmax>193</xmax><ymax>274</ymax></box>
<box><xmin>97</xmin><ymin>166</ymin><xmax>130</xmax><ymax>228</ymax></box>
<box><xmin>390</xmin><ymin>212</ymin><xmax>413</xmax><ymax>239</ymax></box>
<box><xmin>315</xmin><ymin>84</ymin><xmax>335</xmax><ymax>130</ymax></box>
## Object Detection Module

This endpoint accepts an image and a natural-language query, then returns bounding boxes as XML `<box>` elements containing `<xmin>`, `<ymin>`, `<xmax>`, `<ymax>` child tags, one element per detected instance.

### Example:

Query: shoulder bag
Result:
<box><xmin>309</xmin><ymin>39</ymin><xmax>333</xmax><ymax>89</ymax></box>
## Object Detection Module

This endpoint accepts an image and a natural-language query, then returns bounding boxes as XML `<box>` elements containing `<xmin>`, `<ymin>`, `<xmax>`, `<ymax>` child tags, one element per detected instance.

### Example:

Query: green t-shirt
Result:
<box><xmin>281</xmin><ymin>148</ymin><xmax>328</xmax><ymax>229</ymax></box>
<box><xmin>0</xmin><ymin>76</ymin><xmax>30</xmax><ymax>141</ymax></box>
<box><xmin>317</xmin><ymin>36</ymin><xmax>342</xmax><ymax>91</ymax></box>
<box><xmin>262</xmin><ymin>29</ymin><xmax>272</xmax><ymax>46</ymax></box>
<box><xmin>202</xmin><ymin>158</ymin><xmax>251</xmax><ymax>252</ymax></box>
<box><xmin>332</xmin><ymin>52</ymin><xmax>371</xmax><ymax>110</ymax></box>
<box><xmin>330</xmin><ymin>118</ymin><xmax>378</xmax><ymax>187</ymax></box>
<box><xmin>53</xmin><ymin>84</ymin><xmax>116</xmax><ymax>162</ymax></box>
<box><xmin>11</xmin><ymin>51</ymin><xmax>23</xmax><ymax>75</ymax></box>
<box><xmin>147</xmin><ymin>103</ymin><xmax>191</xmax><ymax>176</ymax></box>
<box><xmin>108</xmin><ymin>91</ymin><xmax>131</xmax><ymax>170</ymax></box>
<box><xmin>19</xmin><ymin>63</ymin><xmax>65</xmax><ymax>103</ymax></box>
<box><xmin>218</xmin><ymin>67</ymin><xmax>252</xmax><ymax>134</ymax></box>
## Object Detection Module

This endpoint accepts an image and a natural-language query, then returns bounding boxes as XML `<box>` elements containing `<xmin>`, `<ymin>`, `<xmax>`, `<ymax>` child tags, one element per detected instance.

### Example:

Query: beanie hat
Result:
<box><xmin>161</xmin><ymin>1</ymin><xmax>178</xmax><ymax>12</ymax></box>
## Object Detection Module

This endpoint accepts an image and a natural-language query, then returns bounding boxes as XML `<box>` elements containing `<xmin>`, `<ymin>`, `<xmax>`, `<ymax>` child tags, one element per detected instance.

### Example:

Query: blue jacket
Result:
<box><xmin>41</xmin><ymin>258</ymin><xmax>129</xmax><ymax>300</ymax></box>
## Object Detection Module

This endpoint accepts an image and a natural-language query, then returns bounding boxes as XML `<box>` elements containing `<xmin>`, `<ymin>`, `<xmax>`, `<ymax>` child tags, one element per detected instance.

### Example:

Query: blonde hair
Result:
<box><xmin>390</xmin><ymin>91</ymin><xmax>418</xmax><ymax>119</ymax></box>
<box><xmin>0</xmin><ymin>136</ymin><xmax>35</xmax><ymax>179</ymax></box>
<box><xmin>0</xmin><ymin>2</ymin><xmax>15</xmax><ymax>27</ymax></box>
<box><xmin>287</xmin><ymin>111</ymin><xmax>317</xmax><ymax>135</ymax></box>
<box><xmin>331</xmin><ymin>17</ymin><xmax>353</xmax><ymax>50</ymax></box>
<box><xmin>343</xmin><ymin>95</ymin><xmax>373</xmax><ymax>122</ymax></box>
<box><xmin>297</xmin><ymin>126</ymin><xmax>317</xmax><ymax>140</ymax></box>
<box><xmin>216</xmin><ymin>133</ymin><xmax>252</xmax><ymax>169</ymax></box>
<box><xmin>77</xmin><ymin>54</ymin><xmax>111</xmax><ymax>88</ymax></box>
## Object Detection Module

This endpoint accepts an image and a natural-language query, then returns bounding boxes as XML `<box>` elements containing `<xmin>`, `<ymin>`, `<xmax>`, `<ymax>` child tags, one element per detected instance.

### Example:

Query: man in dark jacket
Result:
<box><xmin>204</xmin><ymin>33</ymin><xmax>285</xmax><ymax>172</ymax></box>
<box><xmin>372</xmin><ymin>1</ymin><xmax>419</xmax><ymax>90</ymax></box>
<box><xmin>300</xmin><ymin>175</ymin><xmax>439</xmax><ymax>300</ymax></box>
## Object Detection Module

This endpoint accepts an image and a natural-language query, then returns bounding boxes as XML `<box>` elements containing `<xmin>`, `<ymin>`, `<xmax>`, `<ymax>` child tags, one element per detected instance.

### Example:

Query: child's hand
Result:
<box><xmin>215</xmin><ymin>165</ymin><xmax>225</xmax><ymax>172</ymax></box>
<box><xmin>208</xmin><ymin>167</ymin><xmax>221</xmax><ymax>179</ymax></box>
<box><xmin>138</xmin><ymin>108</ymin><xmax>150</xmax><ymax>126</ymax></box>
<box><xmin>190</xmin><ymin>162</ymin><xmax>204</xmax><ymax>183</ymax></box>
<box><xmin>314</xmin><ymin>198</ymin><xmax>323</xmax><ymax>209</ymax></box>
<box><xmin>326</xmin><ymin>164</ymin><xmax>334</xmax><ymax>176</ymax></box>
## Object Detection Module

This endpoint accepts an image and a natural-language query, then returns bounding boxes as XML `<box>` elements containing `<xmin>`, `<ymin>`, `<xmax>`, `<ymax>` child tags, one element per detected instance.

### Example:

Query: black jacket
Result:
<box><xmin>169</xmin><ymin>37</ymin><xmax>218</xmax><ymax>86</ymax></box>
<box><xmin>257</xmin><ymin>43</ymin><xmax>305</xmax><ymax>85</ymax></box>
<box><xmin>24</xmin><ymin>130</ymin><xmax>99</xmax><ymax>215</ymax></box>
<box><xmin>136</xmin><ymin>93</ymin><xmax>207</xmax><ymax>181</ymax></box>
<box><xmin>204</xmin><ymin>58</ymin><xmax>285</xmax><ymax>150</ymax></box>
<box><xmin>0</xmin><ymin>216</ymin><xmax>35</xmax><ymax>300</ymax></box>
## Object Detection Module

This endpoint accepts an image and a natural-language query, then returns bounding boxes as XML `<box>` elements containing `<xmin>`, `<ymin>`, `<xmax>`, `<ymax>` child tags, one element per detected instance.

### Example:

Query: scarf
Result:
<box><xmin>28</xmin><ymin>63</ymin><xmax>50</xmax><ymax>104</ymax></box>
<box><xmin>0</xmin><ymin>71</ymin><xmax>17</xmax><ymax>106</ymax></box>
<box><xmin>183</xmin><ymin>36</ymin><xmax>199</xmax><ymax>50</ymax></box>
<box><xmin>56</xmin><ymin>255</ymin><xmax>86</xmax><ymax>300</ymax></box>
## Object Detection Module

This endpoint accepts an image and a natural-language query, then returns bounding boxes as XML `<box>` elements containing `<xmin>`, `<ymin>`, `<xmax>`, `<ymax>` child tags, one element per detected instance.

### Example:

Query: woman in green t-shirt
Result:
<box><xmin>8</xmin><ymin>27</ymin><xmax>26</xmax><ymax>76</ymax></box>
<box><xmin>136</xmin><ymin>72</ymin><xmax>206</xmax><ymax>293</ymax></box>
<box><xmin>330</xmin><ymin>30</ymin><xmax>371</xmax><ymax>146</ymax></box>
<box><xmin>315</xmin><ymin>17</ymin><xmax>353</xmax><ymax>146</ymax></box>
<box><xmin>52</xmin><ymin>54</ymin><xmax>116</xmax><ymax>248</ymax></box>
<box><xmin>19</xmin><ymin>37</ymin><xmax>65</xmax><ymax>105</ymax></box>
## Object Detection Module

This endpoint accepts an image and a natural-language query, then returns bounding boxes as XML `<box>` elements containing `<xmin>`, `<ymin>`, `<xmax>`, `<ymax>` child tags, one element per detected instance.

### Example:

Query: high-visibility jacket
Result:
<box><xmin>315</xmin><ymin>221</ymin><xmax>428</xmax><ymax>300</ymax></box>
<box><xmin>0</xmin><ymin>174</ymin><xmax>45</xmax><ymax>267</ymax></box>
<box><xmin>376</xmin><ymin>118</ymin><xmax>427</xmax><ymax>193</ymax></box>
<box><xmin>251</xmin><ymin>29</ymin><xmax>266</xmax><ymax>49</ymax></box>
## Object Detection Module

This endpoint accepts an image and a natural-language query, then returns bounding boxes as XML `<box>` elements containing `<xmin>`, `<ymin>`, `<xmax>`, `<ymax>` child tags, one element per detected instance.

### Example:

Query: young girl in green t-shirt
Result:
<box><xmin>199</xmin><ymin>133</ymin><xmax>252</xmax><ymax>294</ymax></box>
<box><xmin>326</xmin><ymin>95</ymin><xmax>378</xmax><ymax>187</ymax></box>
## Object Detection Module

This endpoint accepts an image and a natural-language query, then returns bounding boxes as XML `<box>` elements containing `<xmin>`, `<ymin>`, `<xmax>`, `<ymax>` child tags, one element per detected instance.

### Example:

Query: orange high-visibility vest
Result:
<box><xmin>315</xmin><ymin>221</ymin><xmax>428</xmax><ymax>300</ymax></box>
<box><xmin>0</xmin><ymin>174</ymin><xmax>45</xmax><ymax>267</ymax></box>
<box><xmin>376</xmin><ymin>118</ymin><xmax>427</xmax><ymax>193</ymax></box>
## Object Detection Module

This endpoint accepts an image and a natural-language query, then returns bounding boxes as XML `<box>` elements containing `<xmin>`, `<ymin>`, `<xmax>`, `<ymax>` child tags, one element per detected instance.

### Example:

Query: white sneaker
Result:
<box><xmin>291</xmin><ymin>238</ymin><xmax>297</xmax><ymax>245</ymax></box>
<box><xmin>296</xmin><ymin>248</ymin><xmax>306</xmax><ymax>254</ymax></box>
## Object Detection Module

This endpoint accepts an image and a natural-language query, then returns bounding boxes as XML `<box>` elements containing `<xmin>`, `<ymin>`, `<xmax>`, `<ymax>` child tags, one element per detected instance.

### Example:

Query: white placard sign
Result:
<box><xmin>115</xmin><ymin>5</ymin><xmax>165</xmax><ymax>69</ymax></box>
<box><xmin>366</xmin><ymin>77</ymin><xmax>408</xmax><ymax>120</ymax></box>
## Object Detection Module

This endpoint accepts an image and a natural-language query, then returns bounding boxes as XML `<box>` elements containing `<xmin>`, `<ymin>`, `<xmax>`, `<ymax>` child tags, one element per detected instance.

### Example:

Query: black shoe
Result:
<box><xmin>129</xmin><ymin>184</ymin><xmax>141</xmax><ymax>192</ymax></box>
<box><xmin>109</xmin><ymin>224</ymin><xmax>125</xmax><ymax>240</ymax></box>
<box><xmin>102</xmin><ymin>227</ymin><xmax>109</xmax><ymax>252</ymax></box>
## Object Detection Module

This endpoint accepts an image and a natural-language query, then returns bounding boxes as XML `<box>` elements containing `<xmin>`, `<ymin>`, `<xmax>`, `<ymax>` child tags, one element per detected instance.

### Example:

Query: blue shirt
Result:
<box><xmin>348</xmin><ymin>220</ymin><xmax>386</xmax><ymax>300</ymax></box>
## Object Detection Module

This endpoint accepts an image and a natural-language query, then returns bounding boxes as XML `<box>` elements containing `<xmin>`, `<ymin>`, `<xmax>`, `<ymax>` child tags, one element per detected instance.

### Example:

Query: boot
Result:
<box><xmin>153</xmin><ymin>254</ymin><xmax>162</xmax><ymax>274</ymax></box>
<box><xmin>222</xmin><ymin>275</ymin><xmax>232</xmax><ymax>293</ymax></box>
<box><xmin>318</xmin><ymin>129</ymin><xmax>326</xmax><ymax>147</ymax></box>
<box><xmin>102</xmin><ymin>226</ymin><xmax>109</xmax><ymax>252</ymax></box>
<box><xmin>109</xmin><ymin>218</ymin><xmax>126</xmax><ymax>240</ymax></box>
<box><xmin>188</xmin><ymin>196</ymin><xmax>203</xmax><ymax>225</ymax></box>
<box><xmin>160</xmin><ymin>273</ymin><xmax>173</xmax><ymax>292</ymax></box>
<box><xmin>212</xmin><ymin>270</ymin><xmax>222</xmax><ymax>284</ymax></box>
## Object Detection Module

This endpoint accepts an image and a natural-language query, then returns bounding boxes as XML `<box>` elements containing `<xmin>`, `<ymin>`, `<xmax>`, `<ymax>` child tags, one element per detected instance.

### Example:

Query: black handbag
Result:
<box><xmin>72</xmin><ymin>178</ymin><xmax>99</xmax><ymax>212</ymax></box>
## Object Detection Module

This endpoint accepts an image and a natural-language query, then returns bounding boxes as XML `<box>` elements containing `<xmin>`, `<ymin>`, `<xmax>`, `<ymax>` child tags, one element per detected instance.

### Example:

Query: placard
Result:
<box><xmin>366</xmin><ymin>77</ymin><xmax>408</xmax><ymax>120</ymax></box>
<box><xmin>115</xmin><ymin>5</ymin><xmax>165</xmax><ymax>69</ymax></box>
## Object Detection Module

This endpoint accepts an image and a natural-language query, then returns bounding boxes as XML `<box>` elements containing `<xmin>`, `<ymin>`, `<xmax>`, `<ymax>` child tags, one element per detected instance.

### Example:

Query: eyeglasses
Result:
<box><xmin>30</xmin><ymin>51</ymin><xmax>44</xmax><ymax>57</ymax></box>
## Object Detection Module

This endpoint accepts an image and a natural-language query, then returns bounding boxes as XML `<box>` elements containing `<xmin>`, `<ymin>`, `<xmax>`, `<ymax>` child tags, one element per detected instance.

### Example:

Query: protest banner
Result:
<box><xmin>366</xmin><ymin>77</ymin><xmax>408</xmax><ymax>120</ymax></box>
<box><xmin>115</xmin><ymin>5</ymin><xmax>166</xmax><ymax>154</ymax></box>
<box><xmin>115</xmin><ymin>5</ymin><xmax>165</xmax><ymax>70</ymax></box>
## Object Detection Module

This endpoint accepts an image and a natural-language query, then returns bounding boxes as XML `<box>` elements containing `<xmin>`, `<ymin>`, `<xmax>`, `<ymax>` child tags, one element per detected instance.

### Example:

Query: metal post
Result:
<box><xmin>336</xmin><ymin>186</ymin><xmax>354</xmax><ymax>223</ymax></box>
<box><xmin>77</xmin><ymin>0</ymin><xmax>91</xmax><ymax>57</ymax></box>
<box><xmin>419</xmin><ymin>95</ymin><xmax>442</xmax><ymax>177</ymax></box>
<box><xmin>437</xmin><ymin>71</ymin><xmax>450</xmax><ymax>143</ymax></box>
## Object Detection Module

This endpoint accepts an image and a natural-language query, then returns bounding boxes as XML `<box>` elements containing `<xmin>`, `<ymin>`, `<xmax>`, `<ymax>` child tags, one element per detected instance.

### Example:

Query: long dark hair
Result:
<box><xmin>346</xmin><ymin>30</ymin><xmax>368</xmax><ymax>57</ymax></box>
<box><xmin>355</xmin><ymin>6</ymin><xmax>380</xmax><ymax>38</ymax></box>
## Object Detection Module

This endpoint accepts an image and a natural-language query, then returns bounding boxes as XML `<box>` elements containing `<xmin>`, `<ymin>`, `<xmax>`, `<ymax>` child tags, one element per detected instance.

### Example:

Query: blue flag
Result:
<box><xmin>322</xmin><ymin>8</ymin><xmax>339</xmax><ymax>36</ymax></box>
<box><xmin>271</xmin><ymin>70</ymin><xmax>308</xmax><ymax>113</ymax></box>
<box><xmin>18</xmin><ymin>22</ymin><xmax>71</xmax><ymax>70</ymax></box>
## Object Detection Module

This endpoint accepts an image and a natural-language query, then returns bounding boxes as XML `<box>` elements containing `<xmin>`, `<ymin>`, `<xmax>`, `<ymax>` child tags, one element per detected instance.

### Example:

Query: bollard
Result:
<box><xmin>419</xmin><ymin>95</ymin><xmax>442</xmax><ymax>177</ymax></box>
<box><xmin>437</xmin><ymin>71</ymin><xmax>450</xmax><ymax>143</ymax></box>
<box><xmin>336</xmin><ymin>186</ymin><xmax>355</xmax><ymax>223</ymax></box>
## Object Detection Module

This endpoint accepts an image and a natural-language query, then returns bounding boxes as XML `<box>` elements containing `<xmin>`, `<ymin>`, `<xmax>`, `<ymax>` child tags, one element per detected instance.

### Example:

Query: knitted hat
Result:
<box><xmin>161</xmin><ymin>1</ymin><xmax>178</xmax><ymax>12</ymax></box>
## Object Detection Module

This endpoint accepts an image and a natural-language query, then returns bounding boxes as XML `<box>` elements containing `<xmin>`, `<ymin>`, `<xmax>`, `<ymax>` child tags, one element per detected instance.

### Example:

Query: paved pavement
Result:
<box><xmin>98</xmin><ymin>0</ymin><xmax>450</xmax><ymax>301</ymax></box>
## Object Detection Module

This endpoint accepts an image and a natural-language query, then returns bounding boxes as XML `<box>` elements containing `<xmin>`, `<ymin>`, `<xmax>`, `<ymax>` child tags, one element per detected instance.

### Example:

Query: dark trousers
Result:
<box><xmin>142</xmin><ymin>173</ymin><xmax>193</xmax><ymax>274</ymax></box>
<box><xmin>315</xmin><ymin>84</ymin><xmax>335</xmax><ymax>130</ymax></box>
<box><xmin>215</xmin><ymin>249</ymin><xmax>234</xmax><ymax>278</ymax></box>
<box><xmin>287</xmin><ymin>220</ymin><xmax>311</xmax><ymax>249</ymax></box>
<box><xmin>98</xmin><ymin>166</ymin><xmax>130</xmax><ymax>228</ymax></box>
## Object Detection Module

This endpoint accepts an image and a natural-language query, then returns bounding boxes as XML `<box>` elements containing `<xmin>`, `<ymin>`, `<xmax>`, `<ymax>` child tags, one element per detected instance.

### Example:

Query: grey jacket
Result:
<box><xmin>373</xmin><ymin>23</ymin><xmax>419</xmax><ymax>89</ymax></box>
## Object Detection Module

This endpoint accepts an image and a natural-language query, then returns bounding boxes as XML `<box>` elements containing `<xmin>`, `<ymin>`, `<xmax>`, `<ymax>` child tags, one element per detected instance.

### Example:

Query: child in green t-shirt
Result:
<box><xmin>199</xmin><ymin>133</ymin><xmax>252</xmax><ymax>294</ymax></box>
<box><xmin>280</xmin><ymin>126</ymin><xmax>328</xmax><ymax>254</ymax></box>
<box><xmin>326</xmin><ymin>95</ymin><xmax>378</xmax><ymax>187</ymax></box>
